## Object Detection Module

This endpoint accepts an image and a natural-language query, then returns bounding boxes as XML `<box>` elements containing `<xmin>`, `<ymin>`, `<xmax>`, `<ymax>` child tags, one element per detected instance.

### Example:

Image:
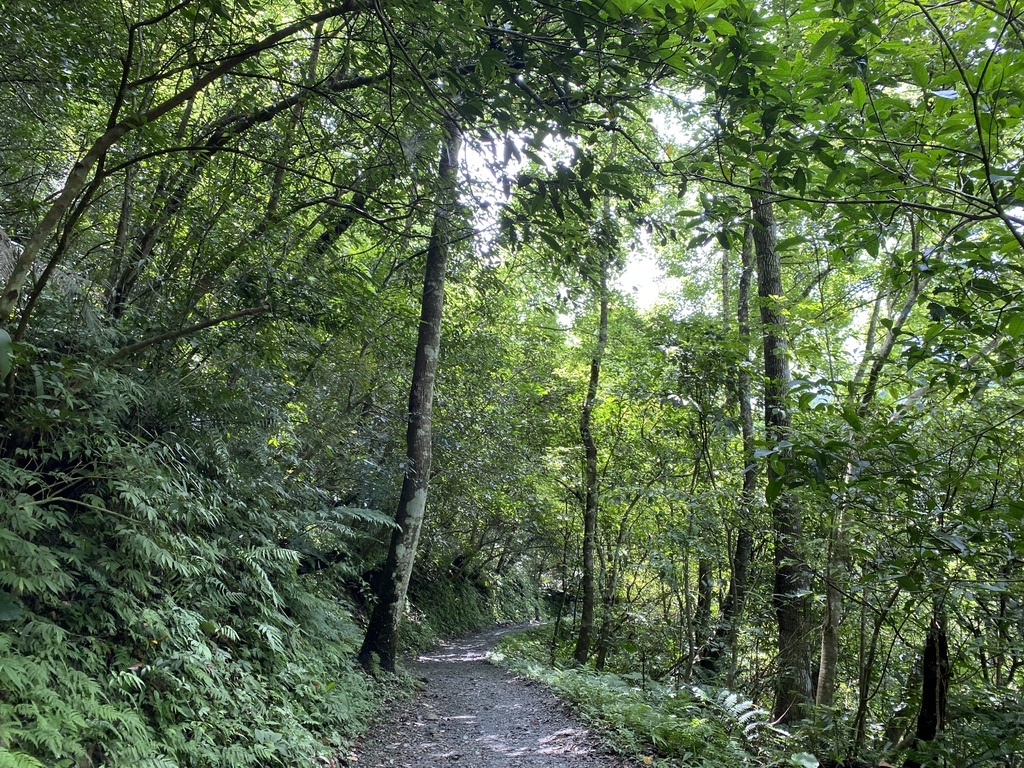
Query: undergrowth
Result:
<box><xmin>0</xmin><ymin>337</ymin><xmax>537</xmax><ymax>766</ymax></box>
<box><xmin>492</xmin><ymin>626</ymin><xmax>799</xmax><ymax>768</ymax></box>
<box><xmin>401</xmin><ymin>568</ymin><xmax>542</xmax><ymax>654</ymax></box>
<box><xmin>0</xmin><ymin>354</ymin><xmax>396</xmax><ymax>767</ymax></box>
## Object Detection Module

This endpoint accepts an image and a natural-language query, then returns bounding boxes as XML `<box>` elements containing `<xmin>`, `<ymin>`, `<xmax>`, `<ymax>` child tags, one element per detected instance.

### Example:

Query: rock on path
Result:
<box><xmin>351</xmin><ymin>626</ymin><xmax>637</xmax><ymax>768</ymax></box>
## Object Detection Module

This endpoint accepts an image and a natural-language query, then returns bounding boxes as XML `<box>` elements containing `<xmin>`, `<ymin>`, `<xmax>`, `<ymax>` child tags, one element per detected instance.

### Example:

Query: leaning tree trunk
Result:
<box><xmin>358</xmin><ymin>121</ymin><xmax>462</xmax><ymax>672</ymax></box>
<box><xmin>753</xmin><ymin>176</ymin><xmax>813</xmax><ymax>724</ymax></box>
<box><xmin>573</xmin><ymin>257</ymin><xmax>610</xmax><ymax>666</ymax></box>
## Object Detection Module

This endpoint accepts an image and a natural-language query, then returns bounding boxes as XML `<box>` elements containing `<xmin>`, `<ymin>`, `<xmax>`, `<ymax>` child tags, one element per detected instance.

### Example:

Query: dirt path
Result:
<box><xmin>351</xmin><ymin>625</ymin><xmax>637</xmax><ymax>768</ymax></box>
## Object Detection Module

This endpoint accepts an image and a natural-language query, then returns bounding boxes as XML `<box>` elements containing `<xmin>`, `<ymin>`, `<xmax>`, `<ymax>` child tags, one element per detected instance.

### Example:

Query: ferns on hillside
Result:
<box><xmin>494</xmin><ymin>630</ymin><xmax>795</xmax><ymax>766</ymax></box>
<box><xmin>0</xmin><ymin>360</ymin><xmax>384</xmax><ymax>766</ymax></box>
<box><xmin>689</xmin><ymin>685</ymin><xmax>789</xmax><ymax>745</ymax></box>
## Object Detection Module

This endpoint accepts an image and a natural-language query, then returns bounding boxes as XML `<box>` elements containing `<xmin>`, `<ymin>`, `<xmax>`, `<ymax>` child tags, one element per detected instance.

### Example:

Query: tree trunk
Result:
<box><xmin>731</xmin><ymin>220</ymin><xmax>757</xmax><ymax>669</ymax></box>
<box><xmin>698</xmin><ymin>222</ymin><xmax>756</xmax><ymax>680</ymax></box>
<box><xmin>753</xmin><ymin>176</ymin><xmax>813</xmax><ymax>724</ymax></box>
<box><xmin>594</xmin><ymin>542</ymin><xmax>615</xmax><ymax>671</ymax></box>
<box><xmin>696</xmin><ymin>558</ymin><xmax>713</xmax><ymax>639</ymax></box>
<box><xmin>358</xmin><ymin>121</ymin><xmax>462</xmax><ymax>672</ymax></box>
<box><xmin>902</xmin><ymin>609</ymin><xmax>949</xmax><ymax>768</ymax></box>
<box><xmin>816</xmin><ymin>555</ymin><xmax>844</xmax><ymax>707</ymax></box>
<box><xmin>573</xmin><ymin>258</ymin><xmax>610</xmax><ymax>666</ymax></box>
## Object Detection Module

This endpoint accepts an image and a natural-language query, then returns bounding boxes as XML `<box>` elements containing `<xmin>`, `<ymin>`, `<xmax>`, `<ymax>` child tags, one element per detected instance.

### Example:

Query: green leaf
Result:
<box><xmin>0</xmin><ymin>591</ymin><xmax>24</xmax><ymax>622</ymax></box>
<box><xmin>746</xmin><ymin>49</ymin><xmax>776</xmax><ymax>67</ymax></box>
<box><xmin>710</xmin><ymin>16</ymin><xmax>737</xmax><ymax>35</ymax></box>
<box><xmin>851</xmin><ymin>78</ymin><xmax>867</xmax><ymax>109</ymax></box>
<box><xmin>0</xmin><ymin>329</ymin><xmax>12</xmax><ymax>379</ymax></box>
<box><xmin>793</xmin><ymin>167</ymin><xmax>807</xmax><ymax>194</ymax></box>
<box><xmin>840</xmin><ymin>404</ymin><xmax>862</xmax><ymax>431</ymax></box>
<box><xmin>566</xmin><ymin>9</ymin><xmax>588</xmax><ymax>47</ymax></box>
<box><xmin>896</xmin><ymin>572</ymin><xmax>923</xmax><ymax>591</ymax></box>
<box><xmin>910</xmin><ymin>60</ymin><xmax>929</xmax><ymax>89</ymax></box>
<box><xmin>809</xmin><ymin>29</ymin><xmax>839</xmax><ymax>61</ymax></box>
<box><xmin>1002</xmin><ymin>312</ymin><xmax>1024</xmax><ymax>338</ymax></box>
<box><xmin>777</xmin><ymin>235</ymin><xmax>806</xmax><ymax>251</ymax></box>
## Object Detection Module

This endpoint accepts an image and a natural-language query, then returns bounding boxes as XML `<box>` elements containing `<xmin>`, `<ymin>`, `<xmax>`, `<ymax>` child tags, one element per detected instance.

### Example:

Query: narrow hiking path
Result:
<box><xmin>350</xmin><ymin>626</ymin><xmax>639</xmax><ymax>768</ymax></box>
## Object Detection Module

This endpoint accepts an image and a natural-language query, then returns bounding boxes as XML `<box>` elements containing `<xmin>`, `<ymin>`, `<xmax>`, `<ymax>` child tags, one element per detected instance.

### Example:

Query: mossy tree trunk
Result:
<box><xmin>753</xmin><ymin>176</ymin><xmax>813</xmax><ymax>723</ymax></box>
<box><xmin>573</xmin><ymin>257</ymin><xmax>610</xmax><ymax>666</ymax></box>
<box><xmin>358</xmin><ymin>121</ymin><xmax>462</xmax><ymax>672</ymax></box>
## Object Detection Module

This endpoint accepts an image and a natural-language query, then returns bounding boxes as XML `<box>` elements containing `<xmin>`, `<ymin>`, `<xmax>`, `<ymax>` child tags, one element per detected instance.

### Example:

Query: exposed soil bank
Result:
<box><xmin>351</xmin><ymin>625</ymin><xmax>639</xmax><ymax>768</ymax></box>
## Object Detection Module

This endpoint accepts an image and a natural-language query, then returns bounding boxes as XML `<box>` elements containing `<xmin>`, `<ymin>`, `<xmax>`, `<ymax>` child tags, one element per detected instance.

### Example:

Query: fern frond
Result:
<box><xmin>0</xmin><ymin>748</ymin><xmax>45</xmax><ymax>768</ymax></box>
<box><xmin>329</xmin><ymin>506</ymin><xmax>398</xmax><ymax>528</ymax></box>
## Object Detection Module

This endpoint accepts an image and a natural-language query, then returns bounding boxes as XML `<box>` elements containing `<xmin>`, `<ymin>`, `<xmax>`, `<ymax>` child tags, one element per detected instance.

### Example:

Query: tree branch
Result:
<box><xmin>0</xmin><ymin>2</ymin><xmax>362</xmax><ymax>327</ymax></box>
<box><xmin>103</xmin><ymin>305</ymin><xmax>270</xmax><ymax>364</ymax></box>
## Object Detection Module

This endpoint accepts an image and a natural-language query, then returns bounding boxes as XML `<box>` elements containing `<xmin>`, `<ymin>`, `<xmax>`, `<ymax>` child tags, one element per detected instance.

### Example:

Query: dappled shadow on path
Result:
<box><xmin>355</xmin><ymin>625</ymin><xmax>631</xmax><ymax>768</ymax></box>
<box><xmin>415</xmin><ymin>625</ymin><xmax>523</xmax><ymax>664</ymax></box>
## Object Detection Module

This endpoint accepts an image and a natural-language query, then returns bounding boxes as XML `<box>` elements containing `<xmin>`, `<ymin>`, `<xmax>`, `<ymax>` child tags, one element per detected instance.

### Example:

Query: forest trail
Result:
<box><xmin>351</xmin><ymin>626</ymin><xmax>638</xmax><ymax>768</ymax></box>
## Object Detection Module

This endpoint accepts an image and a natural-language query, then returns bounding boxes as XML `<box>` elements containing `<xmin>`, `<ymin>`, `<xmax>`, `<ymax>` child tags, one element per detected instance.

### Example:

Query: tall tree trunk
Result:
<box><xmin>902</xmin><ymin>608</ymin><xmax>949</xmax><ymax>768</ymax></box>
<box><xmin>816</xmin><ymin>551</ymin><xmax>844</xmax><ymax>708</ymax></box>
<box><xmin>698</xmin><ymin>222</ymin><xmax>756</xmax><ymax>680</ymax></box>
<box><xmin>594</xmin><ymin>544</ymin><xmax>614</xmax><ymax>672</ymax></box>
<box><xmin>753</xmin><ymin>176</ymin><xmax>813</xmax><ymax>724</ymax></box>
<box><xmin>573</xmin><ymin>258</ymin><xmax>610</xmax><ymax>666</ymax></box>
<box><xmin>358</xmin><ymin>121</ymin><xmax>462</xmax><ymax>672</ymax></box>
<box><xmin>695</xmin><ymin>558</ymin><xmax>713</xmax><ymax>639</ymax></box>
<box><xmin>732</xmin><ymin>221</ymin><xmax>756</xmax><ymax>670</ymax></box>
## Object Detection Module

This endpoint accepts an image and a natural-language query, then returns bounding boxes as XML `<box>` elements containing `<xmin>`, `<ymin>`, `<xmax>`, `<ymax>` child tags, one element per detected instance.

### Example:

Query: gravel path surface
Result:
<box><xmin>351</xmin><ymin>626</ymin><xmax>638</xmax><ymax>768</ymax></box>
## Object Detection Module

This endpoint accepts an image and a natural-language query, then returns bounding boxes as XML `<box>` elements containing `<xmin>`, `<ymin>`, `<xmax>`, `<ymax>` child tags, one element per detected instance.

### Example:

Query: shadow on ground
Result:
<box><xmin>352</xmin><ymin>625</ymin><xmax>636</xmax><ymax>768</ymax></box>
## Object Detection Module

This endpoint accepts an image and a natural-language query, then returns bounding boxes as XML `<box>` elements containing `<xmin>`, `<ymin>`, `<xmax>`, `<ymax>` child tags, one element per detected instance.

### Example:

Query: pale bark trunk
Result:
<box><xmin>816</xmin><ymin>557</ymin><xmax>843</xmax><ymax>707</ymax></box>
<box><xmin>358</xmin><ymin>122</ymin><xmax>462</xmax><ymax>672</ymax></box>
<box><xmin>573</xmin><ymin>259</ymin><xmax>609</xmax><ymax>666</ymax></box>
<box><xmin>753</xmin><ymin>176</ymin><xmax>812</xmax><ymax>724</ymax></box>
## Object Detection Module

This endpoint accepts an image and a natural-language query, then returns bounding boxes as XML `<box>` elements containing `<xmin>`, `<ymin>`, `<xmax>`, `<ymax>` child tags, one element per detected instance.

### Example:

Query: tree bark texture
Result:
<box><xmin>753</xmin><ymin>177</ymin><xmax>813</xmax><ymax>724</ymax></box>
<box><xmin>573</xmin><ymin>259</ymin><xmax>609</xmax><ymax>666</ymax></box>
<box><xmin>902</xmin><ymin>610</ymin><xmax>949</xmax><ymax>768</ymax></box>
<box><xmin>358</xmin><ymin>122</ymin><xmax>462</xmax><ymax>672</ymax></box>
<box><xmin>699</xmin><ymin>223</ymin><xmax>757</xmax><ymax>680</ymax></box>
<box><xmin>733</xmin><ymin>221</ymin><xmax>756</xmax><ymax>642</ymax></box>
<box><xmin>816</xmin><ymin>558</ymin><xmax>843</xmax><ymax>708</ymax></box>
<box><xmin>696</xmin><ymin>558</ymin><xmax>713</xmax><ymax>637</ymax></box>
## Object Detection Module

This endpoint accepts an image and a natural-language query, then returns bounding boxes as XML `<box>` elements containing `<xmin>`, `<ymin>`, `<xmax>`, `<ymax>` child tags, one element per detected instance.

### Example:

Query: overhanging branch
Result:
<box><xmin>103</xmin><ymin>304</ymin><xmax>270</xmax><ymax>365</ymax></box>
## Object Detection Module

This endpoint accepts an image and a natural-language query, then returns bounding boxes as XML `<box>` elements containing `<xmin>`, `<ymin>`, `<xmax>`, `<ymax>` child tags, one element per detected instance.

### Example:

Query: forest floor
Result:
<box><xmin>349</xmin><ymin>625</ymin><xmax>640</xmax><ymax>768</ymax></box>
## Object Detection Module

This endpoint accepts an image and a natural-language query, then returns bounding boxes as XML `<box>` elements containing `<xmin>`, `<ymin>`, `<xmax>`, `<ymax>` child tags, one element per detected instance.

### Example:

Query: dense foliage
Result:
<box><xmin>2</xmin><ymin>0</ymin><xmax>1023</xmax><ymax>765</ymax></box>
